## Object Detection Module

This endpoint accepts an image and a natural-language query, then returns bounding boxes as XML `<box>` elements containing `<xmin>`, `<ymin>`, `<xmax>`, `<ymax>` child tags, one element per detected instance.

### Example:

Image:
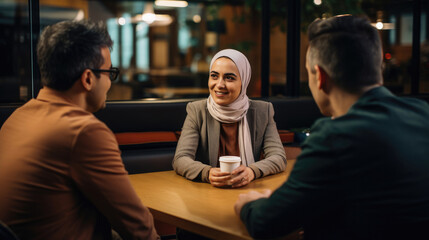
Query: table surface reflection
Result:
<box><xmin>129</xmin><ymin>159</ymin><xmax>296</xmax><ymax>240</ymax></box>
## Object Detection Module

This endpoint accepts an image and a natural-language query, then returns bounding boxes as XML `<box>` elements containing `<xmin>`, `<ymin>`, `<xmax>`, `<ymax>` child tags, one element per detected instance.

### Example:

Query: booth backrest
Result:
<box><xmin>93</xmin><ymin>97</ymin><xmax>322</xmax><ymax>133</ymax></box>
<box><xmin>2</xmin><ymin>95</ymin><xmax>429</xmax><ymax>174</ymax></box>
<box><xmin>270</xmin><ymin>97</ymin><xmax>322</xmax><ymax>130</ymax></box>
<box><xmin>1</xmin><ymin>98</ymin><xmax>324</xmax><ymax>174</ymax></box>
<box><xmin>94</xmin><ymin>100</ymin><xmax>189</xmax><ymax>133</ymax></box>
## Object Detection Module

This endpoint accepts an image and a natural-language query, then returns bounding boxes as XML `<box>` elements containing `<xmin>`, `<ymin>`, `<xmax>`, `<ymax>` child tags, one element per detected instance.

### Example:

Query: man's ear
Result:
<box><xmin>314</xmin><ymin>65</ymin><xmax>329</xmax><ymax>91</ymax></box>
<box><xmin>79</xmin><ymin>69</ymin><xmax>94</xmax><ymax>91</ymax></box>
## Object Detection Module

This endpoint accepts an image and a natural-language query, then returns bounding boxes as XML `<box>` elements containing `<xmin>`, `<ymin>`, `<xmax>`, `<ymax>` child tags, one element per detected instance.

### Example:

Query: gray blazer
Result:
<box><xmin>173</xmin><ymin>99</ymin><xmax>286</xmax><ymax>182</ymax></box>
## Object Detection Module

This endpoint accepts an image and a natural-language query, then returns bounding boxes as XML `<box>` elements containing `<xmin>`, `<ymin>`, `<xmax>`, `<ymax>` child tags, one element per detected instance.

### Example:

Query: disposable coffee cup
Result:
<box><xmin>219</xmin><ymin>156</ymin><xmax>241</xmax><ymax>173</ymax></box>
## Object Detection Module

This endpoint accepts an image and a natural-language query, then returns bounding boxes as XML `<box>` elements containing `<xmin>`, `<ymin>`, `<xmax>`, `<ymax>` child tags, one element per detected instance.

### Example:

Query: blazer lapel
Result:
<box><xmin>207</xmin><ymin>108</ymin><xmax>220</xmax><ymax>167</ymax></box>
<box><xmin>246</xmin><ymin>105</ymin><xmax>257</xmax><ymax>155</ymax></box>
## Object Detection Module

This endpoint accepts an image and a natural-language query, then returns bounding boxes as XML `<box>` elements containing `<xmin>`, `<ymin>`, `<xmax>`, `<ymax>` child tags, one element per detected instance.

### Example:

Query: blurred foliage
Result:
<box><xmin>227</xmin><ymin>41</ymin><xmax>256</xmax><ymax>53</ymax></box>
<box><xmin>206</xmin><ymin>4</ymin><xmax>223</xmax><ymax>20</ymax></box>
<box><xmin>301</xmin><ymin>0</ymin><xmax>365</xmax><ymax>30</ymax></box>
<box><xmin>244</xmin><ymin>0</ymin><xmax>288</xmax><ymax>32</ymax></box>
<box><xmin>204</xmin><ymin>0</ymin><xmax>387</xmax><ymax>52</ymax></box>
<box><xmin>242</xmin><ymin>0</ymin><xmax>369</xmax><ymax>32</ymax></box>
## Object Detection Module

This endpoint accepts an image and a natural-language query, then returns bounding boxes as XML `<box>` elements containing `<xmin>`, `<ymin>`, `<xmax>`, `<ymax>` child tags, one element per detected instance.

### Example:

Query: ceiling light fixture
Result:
<box><xmin>371</xmin><ymin>11</ymin><xmax>395</xmax><ymax>30</ymax></box>
<box><xmin>133</xmin><ymin>2</ymin><xmax>173</xmax><ymax>26</ymax></box>
<box><xmin>155</xmin><ymin>0</ymin><xmax>188</xmax><ymax>8</ymax></box>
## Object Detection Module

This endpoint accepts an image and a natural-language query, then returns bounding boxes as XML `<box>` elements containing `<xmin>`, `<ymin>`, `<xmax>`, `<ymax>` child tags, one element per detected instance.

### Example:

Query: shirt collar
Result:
<box><xmin>36</xmin><ymin>87</ymin><xmax>78</xmax><ymax>107</ymax></box>
<box><xmin>357</xmin><ymin>86</ymin><xmax>394</xmax><ymax>104</ymax></box>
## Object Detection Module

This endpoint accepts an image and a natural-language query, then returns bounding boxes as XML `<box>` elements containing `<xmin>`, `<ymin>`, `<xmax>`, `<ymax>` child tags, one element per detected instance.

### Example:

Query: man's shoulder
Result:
<box><xmin>309</xmin><ymin>117</ymin><xmax>336</xmax><ymax>136</ymax></box>
<box><xmin>4</xmin><ymin>99</ymin><xmax>103</xmax><ymax>129</ymax></box>
<box><xmin>387</xmin><ymin>95</ymin><xmax>429</xmax><ymax>115</ymax></box>
<box><xmin>308</xmin><ymin>93</ymin><xmax>429</xmax><ymax>146</ymax></box>
<box><xmin>39</xmin><ymin>101</ymin><xmax>111</xmax><ymax>137</ymax></box>
<box><xmin>76</xmin><ymin>112</ymin><xmax>110</xmax><ymax>131</ymax></box>
<box><xmin>355</xmin><ymin>87</ymin><xmax>429</xmax><ymax>116</ymax></box>
<box><xmin>348</xmin><ymin>92</ymin><xmax>429</xmax><ymax>127</ymax></box>
<box><xmin>66</xmin><ymin>110</ymin><xmax>116</xmax><ymax>150</ymax></box>
<box><xmin>67</xmin><ymin>109</ymin><xmax>112</xmax><ymax>136</ymax></box>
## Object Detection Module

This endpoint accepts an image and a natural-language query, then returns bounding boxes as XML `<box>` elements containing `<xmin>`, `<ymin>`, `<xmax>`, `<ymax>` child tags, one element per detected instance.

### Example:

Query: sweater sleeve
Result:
<box><xmin>70</xmin><ymin>121</ymin><xmax>159</xmax><ymax>240</ymax></box>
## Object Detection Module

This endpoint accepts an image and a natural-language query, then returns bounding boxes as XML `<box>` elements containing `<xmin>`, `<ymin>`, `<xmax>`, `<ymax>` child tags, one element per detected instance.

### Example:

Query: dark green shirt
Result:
<box><xmin>241</xmin><ymin>87</ymin><xmax>429</xmax><ymax>240</ymax></box>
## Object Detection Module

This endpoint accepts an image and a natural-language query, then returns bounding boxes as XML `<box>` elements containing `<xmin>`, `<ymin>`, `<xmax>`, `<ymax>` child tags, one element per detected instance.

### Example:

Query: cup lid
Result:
<box><xmin>219</xmin><ymin>156</ymin><xmax>241</xmax><ymax>163</ymax></box>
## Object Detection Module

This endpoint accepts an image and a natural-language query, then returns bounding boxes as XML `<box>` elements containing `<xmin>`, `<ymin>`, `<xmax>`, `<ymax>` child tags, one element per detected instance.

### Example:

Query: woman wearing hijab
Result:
<box><xmin>173</xmin><ymin>49</ymin><xmax>286</xmax><ymax>188</ymax></box>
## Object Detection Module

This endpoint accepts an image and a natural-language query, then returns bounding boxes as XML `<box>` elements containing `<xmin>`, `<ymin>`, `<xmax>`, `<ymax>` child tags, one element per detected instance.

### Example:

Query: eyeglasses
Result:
<box><xmin>90</xmin><ymin>67</ymin><xmax>120</xmax><ymax>81</ymax></box>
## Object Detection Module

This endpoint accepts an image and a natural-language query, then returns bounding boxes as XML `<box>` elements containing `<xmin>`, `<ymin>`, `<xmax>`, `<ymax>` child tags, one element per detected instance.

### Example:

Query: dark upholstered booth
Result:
<box><xmin>93</xmin><ymin>98</ymin><xmax>323</xmax><ymax>174</ymax></box>
<box><xmin>94</xmin><ymin>100</ymin><xmax>188</xmax><ymax>174</ymax></box>
<box><xmin>4</xmin><ymin>94</ymin><xmax>429</xmax><ymax>174</ymax></box>
<box><xmin>1</xmin><ymin>98</ymin><xmax>326</xmax><ymax>174</ymax></box>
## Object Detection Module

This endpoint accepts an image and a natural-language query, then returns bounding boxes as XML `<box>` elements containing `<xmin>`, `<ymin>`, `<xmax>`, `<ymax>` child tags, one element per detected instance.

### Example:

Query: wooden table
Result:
<box><xmin>129</xmin><ymin>159</ymin><xmax>296</xmax><ymax>240</ymax></box>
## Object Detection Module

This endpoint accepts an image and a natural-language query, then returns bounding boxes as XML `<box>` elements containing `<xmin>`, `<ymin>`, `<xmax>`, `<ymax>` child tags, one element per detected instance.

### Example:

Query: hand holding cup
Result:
<box><xmin>229</xmin><ymin>165</ymin><xmax>255</xmax><ymax>188</ymax></box>
<box><xmin>209</xmin><ymin>168</ymin><xmax>232</xmax><ymax>187</ymax></box>
<box><xmin>209</xmin><ymin>156</ymin><xmax>241</xmax><ymax>187</ymax></box>
<box><xmin>210</xmin><ymin>156</ymin><xmax>254</xmax><ymax>188</ymax></box>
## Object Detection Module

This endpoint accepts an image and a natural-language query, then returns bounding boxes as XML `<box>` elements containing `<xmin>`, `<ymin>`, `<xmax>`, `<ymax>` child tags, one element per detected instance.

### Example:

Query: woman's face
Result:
<box><xmin>208</xmin><ymin>57</ymin><xmax>242</xmax><ymax>106</ymax></box>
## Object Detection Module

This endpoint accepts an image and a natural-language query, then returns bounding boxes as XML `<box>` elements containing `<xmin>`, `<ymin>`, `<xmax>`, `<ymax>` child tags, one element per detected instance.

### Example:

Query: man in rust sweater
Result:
<box><xmin>0</xmin><ymin>20</ymin><xmax>159</xmax><ymax>240</ymax></box>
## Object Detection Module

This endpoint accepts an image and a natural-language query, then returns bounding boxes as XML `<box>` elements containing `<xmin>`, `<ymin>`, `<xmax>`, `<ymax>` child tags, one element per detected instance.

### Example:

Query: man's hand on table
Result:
<box><xmin>234</xmin><ymin>189</ymin><xmax>272</xmax><ymax>215</ymax></box>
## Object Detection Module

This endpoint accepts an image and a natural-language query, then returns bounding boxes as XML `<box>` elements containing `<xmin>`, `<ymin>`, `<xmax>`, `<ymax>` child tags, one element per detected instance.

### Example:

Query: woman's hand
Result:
<box><xmin>229</xmin><ymin>165</ymin><xmax>255</xmax><ymax>188</ymax></box>
<box><xmin>209</xmin><ymin>168</ymin><xmax>232</xmax><ymax>187</ymax></box>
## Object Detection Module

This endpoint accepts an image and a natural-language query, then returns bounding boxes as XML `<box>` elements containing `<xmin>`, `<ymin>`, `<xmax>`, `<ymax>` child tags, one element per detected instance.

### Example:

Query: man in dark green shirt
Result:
<box><xmin>234</xmin><ymin>15</ymin><xmax>429</xmax><ymax>240</ymax></box>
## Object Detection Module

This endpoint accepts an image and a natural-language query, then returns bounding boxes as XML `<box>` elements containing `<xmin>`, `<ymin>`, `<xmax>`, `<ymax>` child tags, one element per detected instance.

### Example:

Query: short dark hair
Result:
<box><xmin>307</xmin><ymin>15</ymin><xmax>382</xmax><ymax>93</ymax></box>
<box><xmin>37</xmin><ymin>20</ymin><xmax>113</xmax><ymax>91</ymax></box>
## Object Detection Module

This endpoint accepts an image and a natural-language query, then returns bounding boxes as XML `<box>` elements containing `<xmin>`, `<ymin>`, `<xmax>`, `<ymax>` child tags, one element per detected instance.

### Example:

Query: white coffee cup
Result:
<box><xmin>219</xmin><ymin>156</ymin><xmax>241</xmax><ymax>173</ymax></box>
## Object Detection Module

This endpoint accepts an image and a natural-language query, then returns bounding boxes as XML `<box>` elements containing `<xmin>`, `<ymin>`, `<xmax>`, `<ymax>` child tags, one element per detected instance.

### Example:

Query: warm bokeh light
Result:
<box><xmin>376</xmin><ymin>21</ymin><xmax>384</xmax><ymax>30</ymax></box>
<box><xmin>314</xmin><ymin>0</ymin><xmax>322</xmax><ymax>5</ymax></box>
<box><xmin>193</xmin><ymin>15</ymin><xmax>201</xmax><ymax>23</ymax></box>
<box><xmin>385</xmin><ymin>53</ymin><xmax>392</xmax><ymax>60</ymax></box>
<box><xmin>74</xmin><ymin>10</ymin><xmax>84</xmax><ymax>21</ymax></box>
<box><xmin>142</xmin><ymin>13</ymin><xmax>156</xmax><ymax>24</ymax></box>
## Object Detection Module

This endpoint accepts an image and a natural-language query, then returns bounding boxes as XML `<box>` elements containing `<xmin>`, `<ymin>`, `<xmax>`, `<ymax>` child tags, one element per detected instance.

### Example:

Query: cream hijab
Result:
<box><xmin>206</xmin><ymin>49</ymin><xmax>254</xmax><ymax>167</ymax></box>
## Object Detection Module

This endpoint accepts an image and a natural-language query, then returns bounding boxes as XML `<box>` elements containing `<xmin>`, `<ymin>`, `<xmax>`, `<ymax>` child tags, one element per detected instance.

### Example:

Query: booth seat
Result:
<box><xmin>93</xmin><ymin>98</ymin><xmax>322</xmax><ymax>174</ymax></box>
<box><xmin>112</xmin><ymin>130</ymin><xmax>297</xmax><ymax>174</ymax></box>
<box><xmin>0</xmin><ymin>97</ymin><xmax>323</xmax><ymax>174</ymax></box>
